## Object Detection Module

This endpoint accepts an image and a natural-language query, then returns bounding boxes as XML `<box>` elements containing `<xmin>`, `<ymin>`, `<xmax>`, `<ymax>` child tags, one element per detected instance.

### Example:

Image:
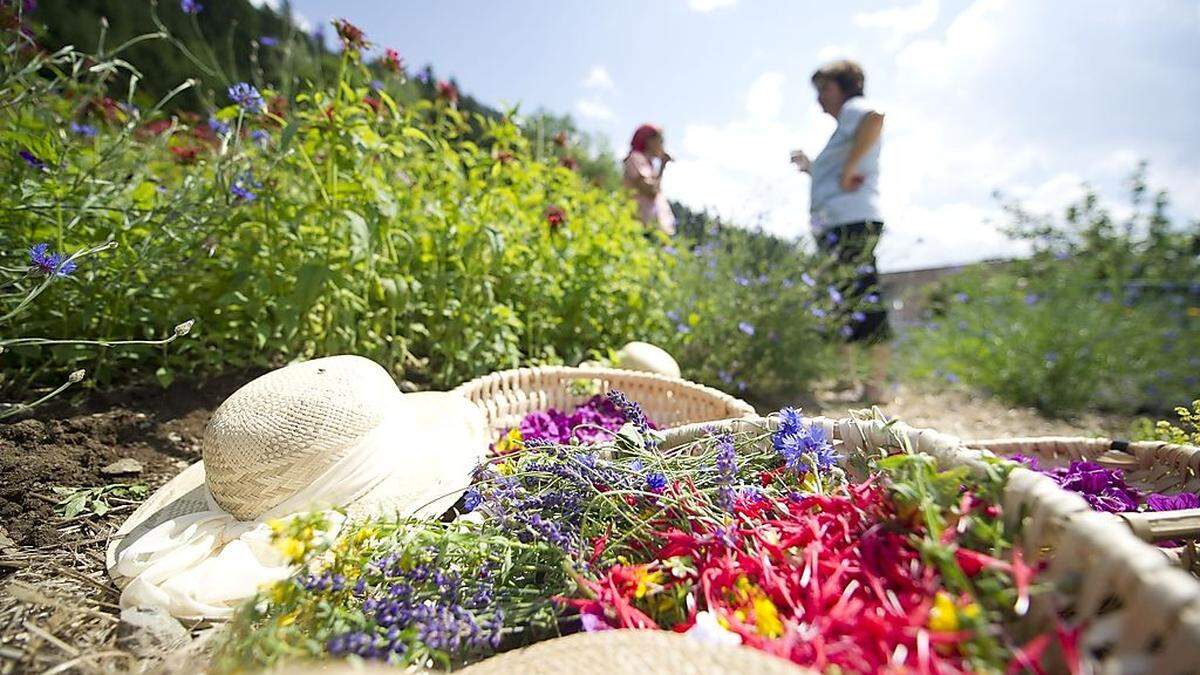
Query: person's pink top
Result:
<box><xmin>623</xmin><ymin>151</ymin><xmax>676</xmax><ymax>235</ymax></box>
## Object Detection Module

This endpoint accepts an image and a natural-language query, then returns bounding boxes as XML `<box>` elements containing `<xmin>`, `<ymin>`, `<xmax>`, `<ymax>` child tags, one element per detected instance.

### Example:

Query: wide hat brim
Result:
<box><xmin>106</xmin><ymin>391</ymin><xmax>487</xmax><ymax>574</ymax></box>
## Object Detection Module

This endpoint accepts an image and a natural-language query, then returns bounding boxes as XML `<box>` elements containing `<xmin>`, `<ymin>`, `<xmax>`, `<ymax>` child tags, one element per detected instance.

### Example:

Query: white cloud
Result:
<box><xmin>853</xmin><ymin>0</ymin><xmax>940</xmax><ymax>48</ymax></box>
<box><xmin>575</xmin><ymin>99</ymin><xmax>614</xmax><ymax>121</ymax></box>
<box><xmin>688</xmin><ymin>0</ymin><xmax>737</xmax><ymax>12</ymax></box>
<box><xmin>816</xmin><ymin>45</ymin><xmax>852</xmax><ymax>62</ymax></box>
<box><xmin>745</xmin><ymin>71</ymin><xmax>785</xmax><ymax>121</ymax></box>
<box><xmin>582</xmin><ymin>66</ymin><xmax>615</xmax><ymax>91</ymax></box>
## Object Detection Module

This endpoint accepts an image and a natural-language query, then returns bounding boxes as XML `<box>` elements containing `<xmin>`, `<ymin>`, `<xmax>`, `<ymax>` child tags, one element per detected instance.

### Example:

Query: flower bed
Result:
<box><xmin>207</xmin><ymin>397</ymin><xmax>1200</xmax><ymax>672</ymax></box>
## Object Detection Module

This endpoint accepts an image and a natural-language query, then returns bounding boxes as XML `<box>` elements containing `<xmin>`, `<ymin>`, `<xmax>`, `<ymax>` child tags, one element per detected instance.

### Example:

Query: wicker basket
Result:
<box><xmin>660</xmin><ymin>416</ymin><xmax>1200</xmax><ymax>672</ymax></box>
<box><xmin>451</xmin><ymin>366</ymin><xmax>755</xmax><ymax>440</ymax></box>
<box><xmin>969</xmin><ymin>437</ymin><xmax>1200</xmax><ymax>548</ymax></box>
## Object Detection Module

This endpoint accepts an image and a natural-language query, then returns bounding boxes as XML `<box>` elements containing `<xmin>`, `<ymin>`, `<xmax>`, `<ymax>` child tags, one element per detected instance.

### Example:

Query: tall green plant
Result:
<box><xmin>1</xmin><ymin>22</ymin><xmax>670</xmax><ymax>396</ymax></box>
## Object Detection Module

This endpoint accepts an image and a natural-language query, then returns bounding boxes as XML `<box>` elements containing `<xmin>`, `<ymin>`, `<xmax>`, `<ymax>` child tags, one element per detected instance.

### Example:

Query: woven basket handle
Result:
<box><xmin>1118</xmin><ymin>509</ymin><xmax>1200</xmax><ymax>541</ymax></box>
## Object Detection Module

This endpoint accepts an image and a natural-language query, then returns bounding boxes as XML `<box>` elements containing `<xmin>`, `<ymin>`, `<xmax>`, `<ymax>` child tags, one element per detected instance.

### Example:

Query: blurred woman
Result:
<box><xmin>791</xmin><ymin>59</ymin><xmax>890</xmax><ymax>402</ymax></box>
<box><xmin>623</xmin><ymin>124</ymin><xmax>676</xmax><ymax>235</ymax></box>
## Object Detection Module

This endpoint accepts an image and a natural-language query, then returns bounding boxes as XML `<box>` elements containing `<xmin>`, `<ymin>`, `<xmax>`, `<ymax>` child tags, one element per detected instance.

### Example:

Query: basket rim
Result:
<box><xmin>451</xmin><ymin>365</ymin><xmax>757</xmax><ymax>420</ymax></box>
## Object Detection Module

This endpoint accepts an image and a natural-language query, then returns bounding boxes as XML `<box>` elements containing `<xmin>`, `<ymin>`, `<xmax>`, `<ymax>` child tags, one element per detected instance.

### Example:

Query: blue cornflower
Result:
<box><xmin>645</xmin><ymin>472</ymin><xmax>667</xmax><ymax>494</ymax></box>
<box><xmin>866</xmin><ymin>292</ymin><xmax>881</xmax><ymax>303</ymax></box>
<box><xmin>19</xmin><ymin>149</ymin><xmax>45</xmax><ymax>170</ymax></box>
<box><xmin>738</xmin><ymin>321</ymin><xmax>755</xmax><ymax>336</ymax></box>
<box><xmin>208</xmin><ymin>116</ymin><xmax>232</xmax><ymax>137</ymax></box>
<box><xmin>259</xmin><ymin>36</ymin><xmax>279</xmax><ymax>47</ymax></box>
<box><xmin>675</xmin><ymin>323</ymin><xmax>691</xmax><ymax>335</ymax></box>
<box><xmin>228</xmin><ymin>82</ymin><xmax>265</xmax><ymax>112</ymax></box>
<box><xmin>666</xmin><ymin>309</ymin><xmax>680</xmax><ymax>322</ymax></box>
<box><xmin>777</xmin><ymin>407</ymin><xmax>804</xmax><ymax>436</ymax></box>
<box><xmin>1024</xmin><ymin>293</ymin><xmax>1040</xmax><ymax>306</ymax></box>
<box><xmin>839</xmin><ymin>325</ymin><xmax>855</xmax><ymax>338</ymax></box>
<box><xmin>28</xmin><ymin>243</ymin><xmax>76</xmax><ymax>277</ymax></box>
<box><xmin>181</xmin><ymin>0</ymin><xmax>202</xmax><ymax>14</ymax></box>
<box><xmin>771</xmin><ymin>410</ymin><xmax>837</xmax><ymax>474</ymax></box>
<box><xmin>810</xmin><ymin>306</ymin><xmax>827</xmax><ymax>319</ymax></box>
<box><xmin>851</xmin><ymin>310</ymin><xmax>867</xmax><ymax>323</ymax></box>
<box><xmin>230</xmin><ymin>173</ymin><xmax>261</xmax><ymax>202</ymax></box>
<box><xmin>828</xmin><ymin>285</ymin><xmax>844</xmax><ymax>304</ymax></box>
<box><xmin>70</xmin><ymin>122</ymin><xmax>97</xmax><ymax>137</ymax></box>
<box><xmin>735</xmin><ymin>275</ymin><xmax>751</xmax><ymax>287</ymax></box>
<box><xmin>461</xmin><ymin>488</ymin><xmax>481</xmax><ymax>512</ymax></box>
<box><xmin>801</xmin><ymin>272</ymin><xmax>816</xmax><ymax>287</ymax></box>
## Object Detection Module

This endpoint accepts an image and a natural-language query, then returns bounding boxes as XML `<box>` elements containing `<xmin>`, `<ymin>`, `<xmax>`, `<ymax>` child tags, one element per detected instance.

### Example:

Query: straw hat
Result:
<box><xmin>106</xmin><ymin>354</ymin><xmax>488</xmax><ymax>577</ymax></box>
<box><xmin>615</xmin><ymin>341</ymin><xmax>681</xmax><ymax>379</ymax></box>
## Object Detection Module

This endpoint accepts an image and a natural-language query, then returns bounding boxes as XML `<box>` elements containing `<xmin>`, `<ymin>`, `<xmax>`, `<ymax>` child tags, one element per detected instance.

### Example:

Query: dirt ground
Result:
<box><xmin>0</xmin><ymin>374</ymin><xmax>1138</xmax><ymax>673</ymax></box>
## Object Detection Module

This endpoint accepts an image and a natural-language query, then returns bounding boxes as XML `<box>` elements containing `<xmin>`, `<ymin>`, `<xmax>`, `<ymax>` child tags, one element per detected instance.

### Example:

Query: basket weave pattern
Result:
<box><xmin>660</xmin><ymin>416</ymin><xmax>1200</xmax><ymax>672</ymax></box>
<box><xmin>451</xmin><ymin>366</ymin><xmax>755</xmax><ymax>439</ymax></box>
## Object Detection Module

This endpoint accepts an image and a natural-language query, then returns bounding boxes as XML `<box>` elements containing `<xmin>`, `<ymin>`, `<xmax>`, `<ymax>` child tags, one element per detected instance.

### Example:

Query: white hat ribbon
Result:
<box><xmin>113</xmin><ymin>414</ymin><xmax>408</xmax><ymax>619</ymax></box>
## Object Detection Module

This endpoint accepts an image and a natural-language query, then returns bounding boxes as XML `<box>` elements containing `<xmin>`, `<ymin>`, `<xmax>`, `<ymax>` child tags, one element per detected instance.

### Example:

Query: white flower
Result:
<box><xmin>686</xmin><ymin>611</ymin><xmax>742</xmax><ymax>647</ymax></box>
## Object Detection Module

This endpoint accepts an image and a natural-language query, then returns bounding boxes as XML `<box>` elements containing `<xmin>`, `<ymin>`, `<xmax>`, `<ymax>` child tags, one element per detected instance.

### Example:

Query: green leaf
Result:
<box><xmin>344</xmin><ymin>210</ymin><xmax>370</xmax><ymax>263</ymax></box>
<box><xmin>155</xmin><ymin>366</ymin><xmax>175</xmax><ymax>388</ymax></box>
<box><xmin>280</xmin><ymin>120</ymin><xmax>299</xmax><ymax>152</ymax></box>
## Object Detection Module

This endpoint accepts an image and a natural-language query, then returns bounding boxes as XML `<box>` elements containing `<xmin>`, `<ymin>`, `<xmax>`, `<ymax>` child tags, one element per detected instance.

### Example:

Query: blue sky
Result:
<box><xmin>281</xmin><ymin>0</ymin><xmax>1200</xmax><ymax>271</ymax></box>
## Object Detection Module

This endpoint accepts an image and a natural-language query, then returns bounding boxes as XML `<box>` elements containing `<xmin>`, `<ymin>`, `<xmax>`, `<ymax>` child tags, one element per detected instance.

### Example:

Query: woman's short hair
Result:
<box><xmin>811</xmin><ymin>60</ymin><xmax>865</xmax><ymax>97</ymax></box>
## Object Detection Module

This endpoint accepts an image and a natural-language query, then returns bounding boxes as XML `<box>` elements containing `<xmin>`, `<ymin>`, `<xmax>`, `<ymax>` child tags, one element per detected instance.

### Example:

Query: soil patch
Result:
<box><xmin>0</xmin><ymin>371</ymin><xmax>254</xmax><ymax>674</ymax></box>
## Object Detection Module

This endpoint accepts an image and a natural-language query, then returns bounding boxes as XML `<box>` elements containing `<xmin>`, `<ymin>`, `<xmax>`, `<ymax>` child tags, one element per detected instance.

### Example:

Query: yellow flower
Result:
<box><xmin>752</xmin><ymin>596</ymin><xmax>784</xmax><ymax>638</ymax></box>
<box><xmin>275</xmin><ymin>537</ymin><xmax>306</xmax><ymax>562</ymax></box>
<box><xmin>266</xmin><ymin>518</ymin><xmax>287</xmax><ymax>534</ymax></box>
<box><xmin>633</xmin><ymin>567</ymin><xmax>665</xmax><ymax>599</ymax></box>
<box><xmin>353</xmin><ymin>527</ymin><xmax>378</xmax><ymax>544</ymax></box>
<box><xmin>278</xmin><ymin>611</ymin><xmax>298</xmax><ymax>627</ymax></box>
<box><xmin>494</xmin><ymin>428</ymin><xmax>524</xmax><ymax>455</ymax></box>
<box><xmin>928</xmin><ymin>591</ymin><xmax>959</xmax><ymax>632</ymax></box>
<box><xmin>268</xmin><ymin>582</ymin><xmax>289</xmax><ymax>603</ymax></box>
<box><xmin>961</xmin><ymin>602</ymin><xmax>982</xmax><ymax>621</ymax></box>
<box><xmin>1188</xmin><ymin>307</ymin><xmax>1200</xmax><ymax>318</ymax></box>
<box><xmin>496</xmin><ymin>461</ymin><xmax>516</xmax><ymax>476</ymax></box>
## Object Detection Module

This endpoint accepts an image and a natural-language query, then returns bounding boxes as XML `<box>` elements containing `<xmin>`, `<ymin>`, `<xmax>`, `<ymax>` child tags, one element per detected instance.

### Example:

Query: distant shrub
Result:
<box><xmin>903</xmin><ymin>169</ymin><xmax>1199</xmax><ymax>415</ymax></box>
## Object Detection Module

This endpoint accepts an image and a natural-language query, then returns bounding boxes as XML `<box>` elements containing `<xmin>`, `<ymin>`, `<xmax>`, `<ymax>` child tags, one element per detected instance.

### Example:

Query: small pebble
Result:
<box><xmin>101</xmin><ymin>458</ymin><xmax>144</xmax><ymax>475</ymax></box>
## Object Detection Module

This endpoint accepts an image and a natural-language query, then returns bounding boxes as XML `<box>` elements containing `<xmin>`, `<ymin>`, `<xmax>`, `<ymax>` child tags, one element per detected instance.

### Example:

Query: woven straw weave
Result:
<box><xmin>451</xmin><ymin>366</ymin><xmax>755</xmax><ymax>440</ymax></box>
<box><xmin>276</xmin><ymin>630</ymin><xmax>809</xmax><ymax>674</ymax></box>
<box><xmin>968</xmin><ymin>436</ymin><xmax>1200</xmax><ymax>562</ymax></box>
<box><xmin>203</xmin><ymin>355</ymin><xmax>404</xmax><ymax>519</ymax></box>
<box><xmin>659</xmin><ymin>415</ymin><xmax>1200</xmax><ymax>673</ymax></box>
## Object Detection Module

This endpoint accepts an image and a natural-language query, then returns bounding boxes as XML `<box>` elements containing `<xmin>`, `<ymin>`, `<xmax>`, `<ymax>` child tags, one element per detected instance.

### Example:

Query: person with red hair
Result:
<box><xmin>622</xmin><ymin>124</ymin><xmax>676</xmax><ymax>235</ymax></box>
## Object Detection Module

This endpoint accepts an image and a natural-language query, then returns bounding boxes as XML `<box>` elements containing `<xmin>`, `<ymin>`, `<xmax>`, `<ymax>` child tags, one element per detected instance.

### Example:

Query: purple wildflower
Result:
<box><xmin>230</xmin><ymin>173</ymin><xmax>261</xmax><ymax>202</ymax></box>
<box><xmin>19</xmin><ymin>149</ymin><xmax>45</xmax><ymax>170</ymax></box>
<box><xmin>461</xmin><ymin>488</ymin><xmax>481</xmax><ymax>512</ymax></box>
<box><xmin>259</xmin><ymin>36</ymin><xmax>279</xmax><ymax>47</ymax></box>
<box><xmin>738</xmin><ymin>321</ymin><xmax>755</xmax><ymax>336</ymax></box>
<box><xmin>70</xmin><ymin>122</ymin><xmax>97</xmax><ymax>137</ymax></box>
<box><xmin>180</xmin><ymin>0</ymin><xmax>201</xmax><ymax>14</ymax></box>
<box><xmin>228</xmin><ymin>82</ymin><xmax>265</xmax><ymax>112</ymax></box>
<box><xmin>645</xmin><ymin>472</ymin><xmax>667</xmax><ymax>494</ymax></box>
<box><xmin>28</xmin><ymin>243</ymin><xmax>76</xmax><ymax>277</ymax></box>
<box><xmin>828</xmin><ymin>286</ymin><xmax>844</xmax><ymax>304</ymax></box>
<box><xmin>1145</xmin><ymin>492</ymin><xmax>1200</xmax><ymax>512</ymax></box>
<box><xmin>801</xmin><ymin>272</ymin><xmax>816</xmax><ymax>287</ymax></box>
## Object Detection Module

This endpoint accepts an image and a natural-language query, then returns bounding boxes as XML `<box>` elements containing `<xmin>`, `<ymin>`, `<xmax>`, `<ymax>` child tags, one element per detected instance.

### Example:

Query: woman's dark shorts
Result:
<box><xmin>816</xmin><ymin>221</ymin><xmax>890</xmax><ymax>344</ymax></box>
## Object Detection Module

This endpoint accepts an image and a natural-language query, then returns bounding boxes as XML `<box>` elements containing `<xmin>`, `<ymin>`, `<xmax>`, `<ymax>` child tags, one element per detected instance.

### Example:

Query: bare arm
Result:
<box><xmin>840</xmin><ymin>111</ymin><xmax>884</xmax><ymax>191</ymax></box>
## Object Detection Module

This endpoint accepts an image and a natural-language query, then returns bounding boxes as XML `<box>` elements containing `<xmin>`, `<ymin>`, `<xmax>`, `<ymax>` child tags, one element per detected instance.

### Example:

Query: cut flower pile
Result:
<box><xmin>215</xmin><ymin>394</ymin><xmax>1082</xmax><ymax>673</ymax></box>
